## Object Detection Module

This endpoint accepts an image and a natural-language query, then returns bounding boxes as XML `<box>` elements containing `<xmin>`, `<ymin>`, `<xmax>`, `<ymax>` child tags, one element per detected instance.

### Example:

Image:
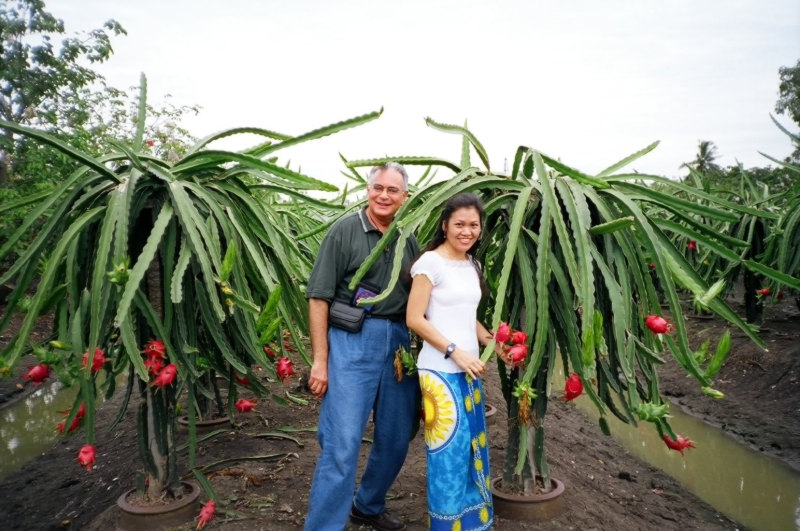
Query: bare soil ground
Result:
<box><xmin>5</xmin><ymin>291</ymin><xmax>796</xmax><ymax>530</ymax></box>
<box><xmin>0</xmin><ymin>306</ymin><xmax>743</xmax><ymax>531</ymax></box>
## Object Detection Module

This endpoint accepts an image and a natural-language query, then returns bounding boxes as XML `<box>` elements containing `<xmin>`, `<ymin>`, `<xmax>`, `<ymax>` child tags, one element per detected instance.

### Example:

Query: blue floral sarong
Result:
<box><xmin>419</xmin><ymin>369</ymin><xmax>493</xmax><ymax>531</ymax></box>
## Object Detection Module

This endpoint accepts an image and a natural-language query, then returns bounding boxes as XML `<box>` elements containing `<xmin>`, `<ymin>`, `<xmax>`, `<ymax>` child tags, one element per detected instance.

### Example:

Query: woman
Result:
<box><xmin>407</xmin><ymin>193</ymin><xmax>507</xmax><ymax>531</ymax></box>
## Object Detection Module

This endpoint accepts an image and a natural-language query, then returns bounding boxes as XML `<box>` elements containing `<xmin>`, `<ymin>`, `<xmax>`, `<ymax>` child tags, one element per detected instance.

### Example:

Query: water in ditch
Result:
<box><xmin>0</xmin><ymin>372</ymin><xmax>125</xmax><ymax>479</ymax></box>
<box><xmin>554</xmin><ymin>364</ymin><xmax>800</xmax><ymax>531</ymax></box>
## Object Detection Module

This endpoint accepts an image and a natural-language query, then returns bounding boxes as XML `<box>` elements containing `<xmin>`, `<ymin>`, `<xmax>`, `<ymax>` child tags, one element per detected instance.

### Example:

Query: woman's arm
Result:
<box><xmin>476</xmin><ymin>321</ymin><xmax>494</xmax><ymax>346</ymax></box>
<box><xmin>406</xmin><ymin>274</ymin><xmax>486</xmax><ymax>378</ymax></box>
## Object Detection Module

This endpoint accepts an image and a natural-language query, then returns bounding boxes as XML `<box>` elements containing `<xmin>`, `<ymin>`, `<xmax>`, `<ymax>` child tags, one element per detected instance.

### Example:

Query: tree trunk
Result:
<box><xmin>524</xmin><ymin>425</ymin><xmax>537</xmax><ymax>495</ymax></box>
<box><xmin>145</xmin><ymin>387</ymin><xmax>166</xmax><ymax>500</ymax></box>
<box><xmin>212</xmin><ymin>373</ymin><xmax>225</xmax><ymax>417</ymax></box>
<box><xmin>143</xmin><ymin>220</ymin><xmax>173</xmax><ymax>500</ymax></box>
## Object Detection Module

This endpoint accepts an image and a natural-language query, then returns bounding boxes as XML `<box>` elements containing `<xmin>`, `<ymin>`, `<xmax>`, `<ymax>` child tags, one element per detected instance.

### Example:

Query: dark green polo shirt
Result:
<box><xmin>305</xmin><ymin>207</ymin><xmax>419</xmax><ymax>317</ymax></box>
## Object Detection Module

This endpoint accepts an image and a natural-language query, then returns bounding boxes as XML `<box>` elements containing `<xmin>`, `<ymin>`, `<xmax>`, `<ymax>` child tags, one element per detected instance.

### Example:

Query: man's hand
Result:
<box><xmin>308</xmin><ymin>359</ymin><xmax>329</xmax><ymax>397</ymax></box>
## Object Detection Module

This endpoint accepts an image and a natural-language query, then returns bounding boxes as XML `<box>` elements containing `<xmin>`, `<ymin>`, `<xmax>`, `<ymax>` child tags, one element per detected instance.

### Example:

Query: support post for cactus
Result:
<box><xmin>211</xmin><ymin>372</ymin><xmax>225</xmax><ymax>417</ymax></box>
<box><xmin>524</xmin><ymin>425</ymin><xmax>537</xmax><ymax>495</ymax></box>
<box><xmin>145</xmin><ymin>386</ymin><xmax>166</xmax><ymax>499</ymax></box>
<box><xmin>142</xmin><ymin>229</ymin><xmax>175</xmax><ymax>500</ymax></box>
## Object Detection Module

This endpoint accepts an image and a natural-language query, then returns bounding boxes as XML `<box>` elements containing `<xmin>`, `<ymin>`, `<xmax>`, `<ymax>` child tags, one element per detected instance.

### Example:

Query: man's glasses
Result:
<box><xmin>368</xmin><ymin>184</ymin><xmax>404</xmax><ymax>197</ymax></box>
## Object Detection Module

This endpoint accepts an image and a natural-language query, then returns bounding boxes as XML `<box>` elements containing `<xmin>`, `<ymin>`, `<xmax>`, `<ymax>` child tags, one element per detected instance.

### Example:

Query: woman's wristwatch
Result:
<box><xmin>444</xmin><ymin>343</ymin><xmax>456</xmax><ymax>359</ymax></box>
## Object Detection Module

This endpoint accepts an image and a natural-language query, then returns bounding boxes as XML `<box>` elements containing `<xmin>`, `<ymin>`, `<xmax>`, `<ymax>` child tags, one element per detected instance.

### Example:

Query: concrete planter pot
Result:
<box><xmin>117</xmin><ymin>481</ymin><xmax>201</xmax><ymax>531</ymax></box>
<box><xmin>491</xmin><ymin>476</ymin><xmax>565</xmax><ymax>522</ymax></box>
<box><xmin>484</xmin><ymin>404</ymin><xmax>498</xmax><ymax>427</ymax></box>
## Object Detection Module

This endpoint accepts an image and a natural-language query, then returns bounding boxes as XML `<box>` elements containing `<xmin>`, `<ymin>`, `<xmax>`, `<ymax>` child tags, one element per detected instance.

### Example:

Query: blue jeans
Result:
<box><xmin>304</xmin><ymin>317</ymin><xmax>420</xmax><ymax>531</ymax></box>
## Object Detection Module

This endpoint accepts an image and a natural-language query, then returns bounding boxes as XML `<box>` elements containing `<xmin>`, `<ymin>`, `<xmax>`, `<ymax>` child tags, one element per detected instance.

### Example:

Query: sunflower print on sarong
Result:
<box><xmin>420</xmin><ymin>371</ymin><xmax>459</xmax><ymax>451</ymax></box>
<box><xmin>420</xmin><ymin>369</ymin><xmax>493</xmax><ymax>531</ymax></box>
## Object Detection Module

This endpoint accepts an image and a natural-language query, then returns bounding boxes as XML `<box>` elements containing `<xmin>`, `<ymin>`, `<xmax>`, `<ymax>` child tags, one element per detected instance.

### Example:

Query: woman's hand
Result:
<box><xmin>493</xmin><ymin>342</ymin><xmax>513</xmax><ymax>366</ymax></box>
<box><xmin>451</xmin><ymin>349</ymin><xmax>486</xmax><ymax>379</ymax></box>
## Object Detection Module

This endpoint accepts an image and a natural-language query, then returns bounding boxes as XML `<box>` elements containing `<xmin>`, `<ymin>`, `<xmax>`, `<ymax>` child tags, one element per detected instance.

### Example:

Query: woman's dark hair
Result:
<box><xmin>416</xmin><ymin>193</ymin><xmax>489</xmax><ymax>296</ymax></box>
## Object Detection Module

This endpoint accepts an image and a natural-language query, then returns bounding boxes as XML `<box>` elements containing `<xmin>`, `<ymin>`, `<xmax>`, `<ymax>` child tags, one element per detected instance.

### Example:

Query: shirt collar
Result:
<box><xmin>358</xmin><ymin>207</ymin><xmax>403</xmax><ymax>234</ymax></box>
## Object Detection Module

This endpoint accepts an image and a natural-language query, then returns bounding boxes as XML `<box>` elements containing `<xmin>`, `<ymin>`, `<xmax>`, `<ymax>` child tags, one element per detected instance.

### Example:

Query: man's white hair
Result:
<box><xmin>368</xmin><ymin>162</ymin><xmax>409</xmax><ymax>191</ymax></box>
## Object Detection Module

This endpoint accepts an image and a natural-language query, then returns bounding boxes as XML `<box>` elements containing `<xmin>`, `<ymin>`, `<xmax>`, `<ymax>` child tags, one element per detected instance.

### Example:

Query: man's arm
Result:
<box><xmin>305</xmin><ymin>222</ymin><xmax>347</xmax><ymax>398</ymax></box>
<box><xmin>308</xmin><ymin>298</ymin><xmax>330</xmax><ymax>397</ymax></box>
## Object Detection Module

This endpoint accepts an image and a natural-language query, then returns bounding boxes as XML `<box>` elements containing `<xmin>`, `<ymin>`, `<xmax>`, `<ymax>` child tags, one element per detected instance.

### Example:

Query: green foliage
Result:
<box><xmin>345</xmin><ymin>118</ymin><xmax>770</xmax><ymax>492</ymax></box>
<box><xmin>0</xmin><ymin>74</ymin><xmax>378</xmax><ymax>499</ymax></box>
<box><xmin>760</xmin><ymin>120</ymin><xmax>800</xmax><ymax>308</ymax></box>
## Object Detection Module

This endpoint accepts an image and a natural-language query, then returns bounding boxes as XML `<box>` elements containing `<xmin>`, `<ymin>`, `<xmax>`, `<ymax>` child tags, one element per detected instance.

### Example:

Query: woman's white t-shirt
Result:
<box><xmin>410</xmin><ymin>251</ymin><xmax>482</xmax><ymax>373</ymax></box>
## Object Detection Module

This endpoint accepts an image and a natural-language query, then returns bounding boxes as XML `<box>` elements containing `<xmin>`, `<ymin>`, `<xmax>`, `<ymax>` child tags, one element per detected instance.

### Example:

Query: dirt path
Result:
<box><xmin>0</xmin><ymin>362</ymin><xmax>743</xmax><ymax>531</ymax></box>
<box><xmin>660</xmin><ymin>297</ymin><xmax>800</xmax><ymax>471</ymax></box>
<box><xmin>2</xmin><ymin>295</ymin><xmax>787</xmax><ymax>530</ymax></box>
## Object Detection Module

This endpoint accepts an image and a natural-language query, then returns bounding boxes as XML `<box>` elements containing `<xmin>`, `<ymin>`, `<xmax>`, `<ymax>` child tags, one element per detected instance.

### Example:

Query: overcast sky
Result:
<box><xmin>49</xmin><ymin>0</ymin><xmax>800</xmax><ymax>187</ymax></box>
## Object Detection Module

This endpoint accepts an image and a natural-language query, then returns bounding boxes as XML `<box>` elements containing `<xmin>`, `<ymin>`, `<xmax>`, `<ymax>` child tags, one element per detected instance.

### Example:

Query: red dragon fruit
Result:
<box><xmin>56</xmin><ymin>416</ymin><xmax>81</xmax><ymax>434</ymax></box>
<box><xmin>152</xmin><ymin>364</ymin><xmax>178</xmax><ymax>388</ymax></box>
<box><xmin>23</xmin><ymin>364</ymin><xmax>51</xmax><ymax>386</ymax></box>
<box><xmin>196</xmin><ymin>500</ymin><xmax>216</xmax><ymax>530</ymax></box>
<box><xmin>58</xmin><ymin>402</ymin><xmax>86</xmax><ymax>419</ymax></box>
<box><xmin>563</xmin><ymin>374</ymin><xmax>583</xmax><ymax>401</ymax></box>
<box><xmin>234</xmin><ymin>399</ymin><xmax>257</xmax><ymax>413</ymax></box>
<box><xmin>494</xmin><ymin>322</ymin><xmax>511</xmax><ymax>344</ymax></box>
<box><xmin>144</xmin><ymin>357</ymin><xmax>164</xmax><ymax>375</ymax></box>
<box><xmin>276</xmin><ymin>357</ymin><xmax>296</xmax><ymax>382</ymax></box>
<box><xmin>508</xmin><ymin>344</ymin><xmax>529</xmax><ymax>367</ymax></box>
<box><xmin>663</xmin><ymin>434</ymin><xmax>696</xmax><ymax>456</ymax></box>
<box><xmin>645</xmin><ymin>315</ymin><xmax>670</xmax><ymax>334</ymax></box>
<box><xmin>76</xmin><ymin>445</ymin><xmax>96</xmax><ymax>471</ymax></box>
<box><xmin>82</xmin><ymin>349</ymin><xmax>107</xmax><ymax>372</ymax></box>
<box><xmin>141</xmin><ymin>339</ymin><xmax>167</xmax><ymax>359</ymax></box>
<box><xmin>56</xmin><ymin>402</ymin><xmax>86</xmax><ymax>433</ymax></box>
<box><xmin>511</xmin><ymin>330</ymin><xmax>528</xmax><ymax>345</ymax></box>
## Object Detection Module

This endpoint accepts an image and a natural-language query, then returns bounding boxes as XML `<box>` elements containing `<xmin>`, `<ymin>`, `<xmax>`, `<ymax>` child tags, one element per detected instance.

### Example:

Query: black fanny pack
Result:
<box><xmin>328</xmin><ymin>281</ymin><xmax>382</xmax><ymax>333</ymax></box>
<box><xmin>328</xmin><ymin>300</ymin><xmax>366</xmax><ymax>333</ymax></box>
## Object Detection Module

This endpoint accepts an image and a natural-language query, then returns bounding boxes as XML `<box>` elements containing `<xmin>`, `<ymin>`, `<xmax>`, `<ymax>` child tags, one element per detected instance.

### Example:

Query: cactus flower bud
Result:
<box><xmin>701</xmin><ymin>386</ymin><xmax>725</xmax><ymax>399</ymax></box>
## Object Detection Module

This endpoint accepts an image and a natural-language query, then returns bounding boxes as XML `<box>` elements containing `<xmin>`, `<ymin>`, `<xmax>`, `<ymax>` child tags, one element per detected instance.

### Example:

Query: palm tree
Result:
<box><xmin>681</xmin><ymin>140</ymin><xmax>722</xmax><ymax>174</ymax></box>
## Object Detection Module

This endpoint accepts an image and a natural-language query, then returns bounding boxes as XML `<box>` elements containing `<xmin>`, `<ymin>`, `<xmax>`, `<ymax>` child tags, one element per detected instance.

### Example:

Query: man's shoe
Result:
<box><xmin>349</xmin><ymin>504</ymin><xmax>406</xmax><ymax>531</ymax></box>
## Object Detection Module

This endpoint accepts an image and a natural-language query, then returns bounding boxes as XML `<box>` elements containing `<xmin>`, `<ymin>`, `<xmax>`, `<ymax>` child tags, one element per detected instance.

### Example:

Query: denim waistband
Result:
<box><xmin>366</xmin><ymin>313</ymin><xmax>405</xmax><ymax>323</ymax></box>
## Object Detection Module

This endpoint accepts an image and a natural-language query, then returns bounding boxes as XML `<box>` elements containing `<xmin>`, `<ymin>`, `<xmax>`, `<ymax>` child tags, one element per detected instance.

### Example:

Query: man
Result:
<box><xmin>304</xmin><ymin>163</ymin><xmax>420</xmax><ymax>531</ymax></box>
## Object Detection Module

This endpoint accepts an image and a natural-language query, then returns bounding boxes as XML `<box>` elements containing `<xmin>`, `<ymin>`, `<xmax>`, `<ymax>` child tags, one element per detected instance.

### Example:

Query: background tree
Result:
<box><xmin>703</xmin><ymin>164</ymin><xmax>794</xmax><ymax>195</ymax></box>
<box><xmin>681</xmin><ymin>140</ymin><xmax>722</xmax><ymax>175</ymax></box>
<box><xmin>0</xmin><ymin>0</ymin><xmax>126</xmax><ymax>184</ymax></box>
<box><xmin>776</xmin><ymin>59</ymin><xmax>800</xmax><ymax>124</ymax></box>
<box><xmin>0</xmin><ymin>2</ymin><xmax>200</xmax><ymax>273</ymax></box>
<box><xmin>776</xmin><ymin>59</ymin><xmax>800</xmax><ymax>162</ymax></box>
